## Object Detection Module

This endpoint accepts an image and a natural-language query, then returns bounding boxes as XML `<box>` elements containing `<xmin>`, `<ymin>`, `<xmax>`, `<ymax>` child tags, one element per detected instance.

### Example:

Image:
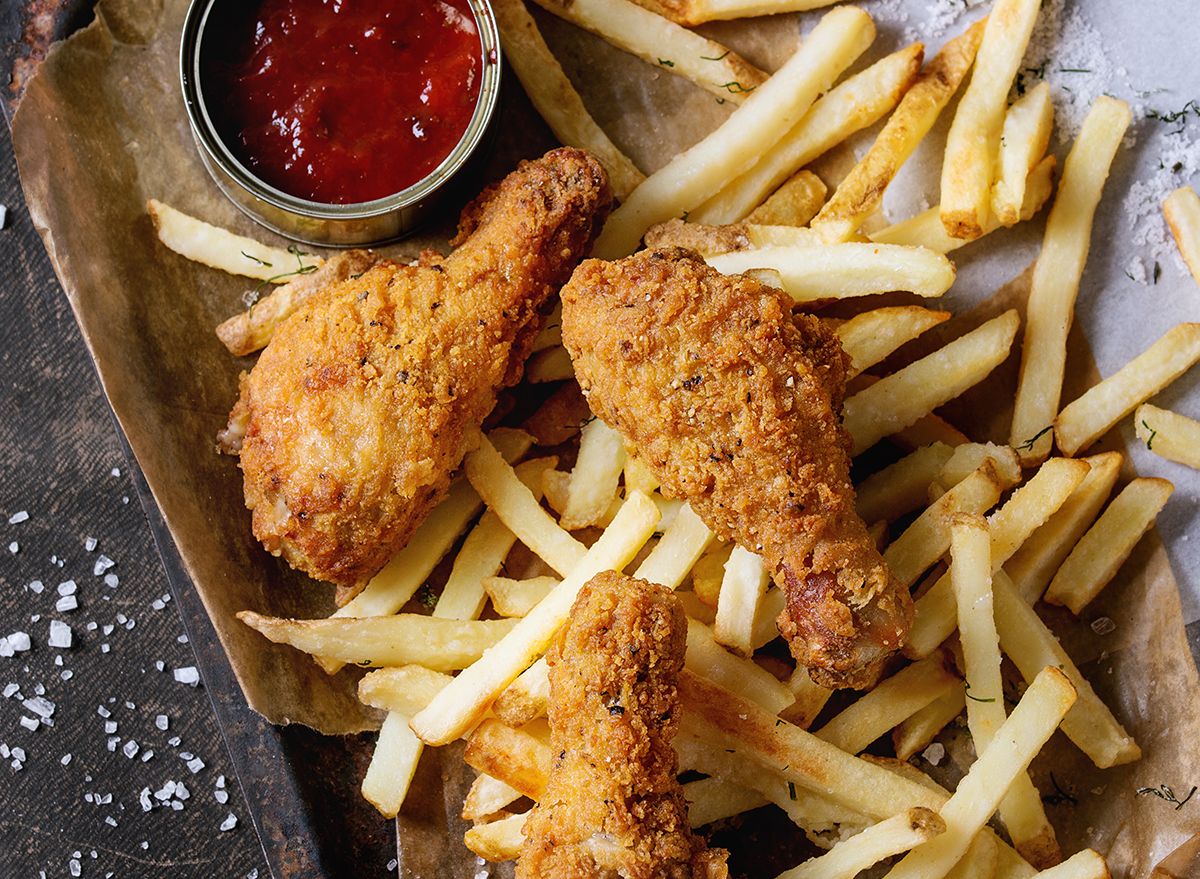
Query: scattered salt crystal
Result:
<box><xmin>177</xmin><ymin>634</ymin><xmax>188</xmax><ymax>644</ymax></box>
<box><xmin>24</xmin><ymin>696</ymin><xmax>54</xmax><ymax>718</ymax></box>
<box><xmin>0</xmin><ymin>744</ymin><xmax>8</xmax><ymax>757</ymax></box>
<box><xmin>186</xmin><ymin>757</ymin><xmax>205</xmax><ymax>774</ymax></box>
<box><xmin>154</xmin><ymin>781</ymin><xmax>176</xmax><ymax>800</ymax></box>
<box><xmin>60</xmin><ymin>670</ymin><xmax>73</xmax><ymax>681</ymax></box>
<box><xmin>2</xmin><ymin>684</ymin><xmax>17</xmax><ymax>698</ymax></box>
<box><xmin>69</xmin><ymin>858</ymin><xmax>81</xmax><ymax>877</ymax></box>
<box><xmin>97</xmin><ymin>706</ymin><xmax>111</xmax><ymax>718</ymax></box>
<box><xmin>151</xmin><ymin>599</ymin><xmax>164</xmax><ymax>611</ymax></box>
<box><xmin>61</xmin><ymin>754</ymin><xmax>71</xmax><ymax>766</ymax></box>
<box><xmin>56</xmin><ymin>595</ymin><xmax>79</xmax><ymax>613</ymax></box>
<box><xmin>922</xmin><ymin>742</ymin><xmax>946</xmax><ymax>766</ymax></box>
<box><xmin>104</xmin><ymin>721</ymin><xmax>117</xmax><ymax>734</ymax></box>
<box><xmin>8</xmin><ymin>542</ymin><xmax>18</xmax><ymax>554</ymax></box>
<box><xmin>139</xmin><ymin>842</ymin><xmax>148</xmax><ymax>850</ymax></box>
<box><xmin>139</xmin><ymin>788</ymin><xmax>153</xmax><ymax>811</ymax></box>
<box><xmin>8</xmin><ymin>632</ymin><xmax>30</xmax><ymax>652</ymax></box>
<box><xmin>58</xmin><ymin>581</ymin><xmax>77</xmax><ymax>596</ymax></box>
<box><xmin>1091</xmin><ymin>616</ymin><xmax>1117</xmax><ymax>635</ymax></box>
<box><xmin>0</xmin><ymin>640</ymin><xmax>12</xmax><ymax>659</ymax></box>
<box><xmin>173</xmin><ymin>666</ymin><xmax>200</xmax><ymax>687</ymax></box>
<box><xmin>141</xmin><ymin>749</ymin><xmax>154</xmax><ymax>762</ymax></box>
<box><xmin>102</xmin><ymin>625</ymin><xmax>113</xmax><ymax>636</ymax></box>
<box><xmin>100</xmin><ymin>644</ymin><xmax>110</xmax><ymax>654</ymax></box>
<box><xmin>216</xmin><ymin>775</ymin><xmax>226</xmax><ymax>788</ymax></box>
<box><xmin>20</xmin><ymin>716</ymin><xmax>39</xmax><ymax>731</ymax></box>
<box><xmin>12</xmin><ymin>747</ymin><xmax>26</xmax><ymax>761</ymax></box>
<box><xmin>8</xmin><ymin>511</ymin><xmax>29</xmax><ymax>524</ymax></box>
<box><xmin>248</xmin><ymin>870</ymin><xmax>259</xmax><ymax>879</ymax></box>
<box><xmin>106</xmin><ymin>737</ymin><xmax>119</xmax><ymax>752</ymax></box>
<box><xmin>154</xmin><ymin>660</ymin><xmax>165</xmax><ymax>672</ymax></box>
<box><xmin>28</xmin><ymin>580</ymin><xmax>44</xmax><ymax>594</ymax></box>
<box><xmin>387</xmin><ymin>859</ymin><xmax>398</xmax><ymax>872</ymax></box>
<box><xmin>122</xmin><ymin>741</ymin><xmax>139</xmax><ymax>759</ymax></box>
<box><xmin>219</xmin><ymin>813</ymin><xmax>238</xmax><ymax>831</ymax></box>
<box><xmin>93</xmin><ymin>555</ymin><xmax>115</xmax><ymax>576</ymax></box>
<box><xmin>105</xmin><ymin>816</ymin><xmax>118</xmax><ymax>827</ymax></box>
<box><xmin>124</xmin><ymin>701</ymin><xmax>134</xmax><ymax>710</ymax></box>
<box><xmin>103</xmin><ymin>574</ymin><xmax>118</xmax><ymax>589</ymax></box>
<box><xmin>86</xmin><ymin>622</ymin><xmax>97</xmax><ymax>631</ymax></box>
<box><xmin>214</xmin><ymin>789</ymin><xmax>229</xmax><ymax>804</ymax></box>
<box><xmin>115</xmin><ymin>614</ymin><xmax>126</xmax><ymax>625</ymax></box>
<box><xmin>170</xmin><ymin>800</ymin><xmax>184</xmax><ymax>811</ymax></box>
<box><xmin>48</xmin><ymin>621</ymin><xmax>73</xmax><ymax>649</ymax></box>
<box><xmin>175</xmin><ymin>782</ymin><xmax>190</xmax><ymax>800</ymax></box>
<box><xmin>155</xmin><ymin>715</ymin><xmax>169</xmax><ymax>731</ymax></box>
<box><xmin>111</xmin><ymin>467</ymin><xmax>121</xmax><ymax>477</ymax></box>
<box><xmin>168</xmin><ymin>736</ymin><xmax>181</xmax><ymax>747</ymax></box>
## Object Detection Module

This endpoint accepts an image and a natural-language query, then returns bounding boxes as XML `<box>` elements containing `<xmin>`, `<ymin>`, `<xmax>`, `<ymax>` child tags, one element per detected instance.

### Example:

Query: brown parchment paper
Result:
<box><xmin>11</xmin><ymin>0</ymin><xmax>1200</xmax><ymax>875</ymax></box>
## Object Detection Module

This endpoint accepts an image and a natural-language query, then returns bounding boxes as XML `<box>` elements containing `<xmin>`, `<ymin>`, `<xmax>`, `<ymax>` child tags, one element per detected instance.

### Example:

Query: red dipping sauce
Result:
<box><xmin>201</xmin><ymin>0</ymin><xmax>483</xmax><ymax>204</ymax></box>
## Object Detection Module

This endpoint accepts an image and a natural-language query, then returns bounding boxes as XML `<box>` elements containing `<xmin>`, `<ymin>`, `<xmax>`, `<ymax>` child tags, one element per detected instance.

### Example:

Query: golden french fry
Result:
<box><xmin>686</xmin><ymin>618</ymin><xmax>794</xmax><ymax>714</ymax></box>
<box><xmin>493</xmin><ymin>657</ymin><xmax>551</xmax><ymax>728</ymax></box>
<box><xmin>691</xmin><ymin>541</ymin><xmax>733</xmax><ymax>607</ymax></box>
<box><xmin>713</xmin><ymin>546</ymin><xmax>769</xmax><ymax>656</ymax></box>
<box><xmin>892</xmin><ymin>687</ymin><xmax>965</xmax><ymax>761</ymax></box>
<box><xmin>929</xmin><ymin>442</ymin><xmax>1021</xmax><ymax>500</ymax></box>
<box><xmin>1044</xmin><ymin>478</ymin><xmax>1174</xmax><ymax>614</ymax></box>
<box><xmin>237</xmin><ymin>612</ymin><xmax>516</xmax><ymax>671</ymax></box>
<box><xmin>358</xmin><ymin>665</ymin><xmax>453</xmax><ymax>717</ymax></box>
<box><xmin>882</xmin><ymin>668</ymin><xmax>1076</xmax><ymax>879</ymax></box>
<box><xmin>465</xmin><ymin>436</ymin><xmax>586</xmax><ymax>576</ymax></box>
<box><xmin>464</xmin><ymin>718</ymin><xmax>551</xmax><ymax>800</ymax></box>
<box><xmin>939</xmin><ymin>0</ymin><xmax>1042</xmax><ymax>240</ymax></box>
<box><xmin>781</xmin><ymin>664</ymin><xmax>834</xmax><ymax>729</ymax></box>
<box><xmin>874</xmin><ymin>155</ymin><xmax>1055</xmax><ymax>254</ymax></box>
<box><xmin>464</xmin><ymin>812</ymin><xmax>527</xmax><ymax>862</ymax></box>
<box><xmin>751</xmin><ymin>586</ymin><xmax>786</xmax><ymax>650</ymax></box>
<box><xmin>951</xmin><ymin>515</ymin><xmax>1059</xmax><ymax>868</ymax></box>
<box><xmin>746</xmin><ymin>170</ymin><xmax>828</xmax><ymax>226</ymax></box>
<box><xmin>524</xmin><ymin>345</ymin><xmax>575</xmax><ymax>383</ymax></box>
<box><xmin>593</xmin><ymin>6</ymin><xmax>876</xmax><ymax>257</ymax></box>
<box><xmin>685</xmin><ymin>777</ymin><xmax>770</xmax><ymax>828</ymax></box>
<box><xmin>944</xmin><ymin>832</ymin><xmax>998</xmax><ymax>879</ymax></box>
<box><xmin>778</xmin><ymin>809</ymin><xmax>947</xmax><ymax>879</ymax></box>
<box><xmin>811</xmin><ymin>20</ymin><xmax>986</xmax><ymax>243</ymax></box>
<box><xmin>492</xmin><ymin>0</ymin><xmax>644</xmax><ymax>199</ymax></box>
<box><xmin>993</xmin><ymin>82</ymin><xmax>1054</xmax><ymax>226</ymax></box>
<box><xmin>463</xmin><ymin>773</ymin><xmax>522</xmax><ymax>822</ymax></box>
<box><xmin>411</xmin><ymin>492</ymin><xmax>660</xmax><ymax>745</ymax></box>
<box><xmin>216</xmin><ymin>249</ymin><xmax>378</xmax><ymax>356</ymax></box>
<box><xmin>147</xmin><ymin>198</ymin><xmax>324</xmax><ymax>281</ymax></box>
<box><xmin>856</xmin><ymin>443</ymin><xmax>956</xmax><ymax>524</ymax></box>
<box><xmin>707</xmin><ymin>243</ymin><xmax>955</xmax><ymax>302</ymax></box>
<box><xmin>636</xmin><ymin>503</ymin><xmax>715</xmax><ymax>589</ymax></box>
<box><xmin>836</xmin><ymin>307</ymin><xmax>952</xmax><ymax>379</ymax></box>
<box><xmin>483</xmin><ymin>576</ymin><xmax>558</xmax><ymax>618</ymax></box>
<box><xmin>993</xmin><ymin>571</ymin><xmax>1141</xmax><ymax>768</ymax></box>
<box><xmin>693</xmin><ymin>42</ymin><xmax>922</xmax><ymax>226</ymax></box>
<box><xmin>1164</xmin><ymin>186</ymin><xmax>1200</xmax><ymax>288</ymax></box>
<box><xmin>530</xmin><ymin>0</ymin><xmax>765</xmax><ymax>102</ymax></box>
<box><xmin>844</xmin><ymin>311</ymin><xmax>1020</xmax><ymax>456</ymax></box>
<box><xmin>1135</xmin><ymin>403</ymin><xmax>1200</xmax><ymax>470</ymax></box>
<box><xmin>1006</xmin><ymin>452</ymin><xmax>1122</xmax><ymax>603</ymax></box>
<box><xmin>1029</xmin><ymin>849</ymin><xmax>1109</xmax><ymax>879</ymax></box>
<box><xmin>624</xmin><ymin>452</ymin><xmax>660</xmax><ymax>494</ymax></box>
<box><xmin>1011</xmin><ymin>96</ymin><xmax>1133</xmax><ymax>464</ymax></box>
<box><xmin>1055</xmin><ymin>323</ymin><xmax>1200</xmax><ymax>457</ymax></box>
<box><xmin>559</xmin><ymin>420</ymin><xmax>627</xmax><ymax>530</ymax></box>
<box><xmin>361</xmin><ymin>712</ymin><xmax>424</xmax><ymax>818</ymax></box>
<box><xmin>630</xmin><ymin>0</ymin><xmax>839</xmax><ymax>26</ymax></box>
<box><xmin>906</xmin><ymin>457</ymin><xmax>1091</xmax><ymax>658</ymax></box>
<box><xmin>814</xmin><ymin>655</ymin><xmax>959</xmax><ymax>755</ymax></box>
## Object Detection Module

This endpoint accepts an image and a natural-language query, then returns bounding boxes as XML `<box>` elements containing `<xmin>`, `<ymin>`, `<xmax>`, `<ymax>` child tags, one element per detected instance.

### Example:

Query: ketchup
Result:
<box><xmin>201</xmin><ymin>0</ymin><xmax>483</xmax><ymax>204</ymax></box>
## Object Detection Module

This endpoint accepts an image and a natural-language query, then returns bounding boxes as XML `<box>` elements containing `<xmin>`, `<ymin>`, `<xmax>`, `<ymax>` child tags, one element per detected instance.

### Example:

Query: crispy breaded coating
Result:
<box><xmin>560</xmin><ymin>249</ymin><xmax>911</xmax><ymax>688</ymax></box>
<box><xmin>224</xmin><ymin>149</ymin><xmax>611</xmax><ymax>599</ymax></box>
<box><xmin>518</xmin><ymin>571</ymin><xmax>727</xmax><ymax>879</ymax></box>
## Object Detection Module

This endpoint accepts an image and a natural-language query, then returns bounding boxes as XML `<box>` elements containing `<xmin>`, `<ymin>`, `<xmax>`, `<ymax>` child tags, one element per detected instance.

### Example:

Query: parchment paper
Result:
<box><xmin>11</xmin><ymin>0</ymin><xmax>1200</xmax><ymax>875</ymax></box>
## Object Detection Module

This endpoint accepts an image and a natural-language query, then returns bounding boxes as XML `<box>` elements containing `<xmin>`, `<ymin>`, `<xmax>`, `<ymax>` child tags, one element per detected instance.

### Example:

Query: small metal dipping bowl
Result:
<box><xmin>179</xmin><ymin>0</ymin><xmax>501</xmax><ymax>246</ymax></box>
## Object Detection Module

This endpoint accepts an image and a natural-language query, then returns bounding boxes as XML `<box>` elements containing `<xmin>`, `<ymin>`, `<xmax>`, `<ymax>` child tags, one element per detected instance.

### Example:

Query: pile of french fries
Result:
<box><xmin>148</xmin><ymin>0</ymin><xmax>1200</xmax><ymax>875</ymax></box>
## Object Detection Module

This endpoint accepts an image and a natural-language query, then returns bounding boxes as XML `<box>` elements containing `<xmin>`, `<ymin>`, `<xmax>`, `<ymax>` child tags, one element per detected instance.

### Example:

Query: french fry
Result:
<box><xmin>412</xmin><ymin>492</ymin><xmax>660</xmax><ymax>745</ymax></box>
<box><xmin>237</xmin><ymin>612</ymin><xmax>517</xmax><ymax>671</ymax></box>
<box><xmin>872</xmin><ymin>155</ymin><xmax>1055</xmax><ymax>253</ymax></box>
<box><xmin>1135</xmin><ymin>403</ymin><xmax>1200</xmax><ymax>469</ymax></box>
<box><xmin>693</xmin><ymin>43</ymin><xmax>923</xmax><ymax>226</ymax></box>
<box><xmin>435</xmin><ymin>457</ymin><xmax>557</xmax><ymax>620</ymax></box>
<box><xmin>147</xmin><ymin>199</ymin><xmax>324</xmax><ymax>281</ymax></box>
<box><xmin>811</xmin><ymin>20</ymin><xmax>986</xmax><ymax>243</ymax></box>
<box><xmin>892</xmin><ymin>687</ymin><xmax>965</xmax><ymax>761</ymax></box>
<box><xmin>493</xmin><ymin>657</ymin><xmax>551</xmax><ymax>728</ymax></box>
<box><xmin>358</xmin><ymin>665</ymin><xmax>454</xmax><ymax>716</ymax></box>
<box><xmin>778</xmin><ymin>808</ymin><xmax>947</xmax><ymax>879</ymax></box>
<box><xmin>483</xmin><ymin>576</ymin><xmax>558</xmax><ymax>618</ymax></box>
<box><xmin>493</xmin><ymin>0</ymin><xmax>644</xmax><ymax>199</ymax></box>
<box><xmin>856</xmin><ymin>443</ymin><xmax>956</xmax><ymax>524</ymax></box>
<box><xmin>1011</xmin><ymin>96</ymin><xmax>1133</xmax><ymax>464</ymax></box>
<box><xmin>714</xmin><ymin>546</ymin><xmax>769</xmax><ymax>656</ymax></box>
<box><xmin>635</xmin><ymin>503</ymin><xmax>714</xmax><ymax>589</ymax></box>
<box><xmin>464</xmin><ymin>812</ymin><xmax>527</xmax><ymax>862</ymax></box>
<box><xmin>465</xmin><ymin>436</ymin><xmax>586</xmax><ymax>576</ymax></box>
<box><xmin>529</xmin><ymin>0</ymin><xmax>766</xmax><ymax>102</ymax></box>
<box><xmin>781</xmin><ymin>665</ymin><xmax>834</xmax><ymax>729</ymax></box>
<box><xmin>686</xmin><ymin>618</ymin><xmax>794</xmax><ymax>714</ymax></box>
<box><xmin>707</xmin><ymin>243</ymin><xmax>955</xmax><ymax>302</ymax></box>
<box><xmin>624</xmin><ymin>452</ymin><xmax>660</xmax><ymax>495</ymax></box>
<box><xmin>844</xmin><ymin>311</ymin><xmax>1020</xmax><ymax>456</ymax></box>
<box><xmin>881</xmin><ymin>668</ymin><xmax>1076</xmax><ymax>879</ymax></box>
<box><xmin>835</xmin><ymin>307</ymin><xmax>952</xmax><ymax>379</ymax></box>
<box><xmin>1055</xmin><ymin>323</ymin><xmax>1200</xmax><ymax>457</ymax></box>
<box><xmin>893</xmin><ymin>414</ymin><xmax>972</xmax><ymax>451</ymax></box>
<box><xmin>559</xmin><ymin>420</ymin><xmax>627</xmax><ymax>530</ymax></box>
<box><xmin>883</xmin><ymin>462</ymin><xmax>1009</xmax><ymax>590</ymax></box>
<box><xmin>464</xmin><ymin>719</ymin><xmax>551</xmax><ymax>800</ymax></box>
<box><xmin>929</xmin><ymin>442</ymin><xmax>1021</xmax><ymax>500</ymax></box>
<box><xmin>691</xmin><ymin>541</ymin><xmax>733</xmax><ymax>607</ymax></box>
<box><xmin>592</xmin><ymin>6</ymin><xmax>876</xmax><ymax>257</ymax></box>
<box><xmin>361</xmin><ymin>712</ymin><xmax>424</xmax><ymax>818</ymax></box>
<box><xmin>993</xmin><ymin>571</ymin><xmax>1141</xmax><ymax>768</ymax></box>
<box><xmin>524</xmin><ymin>345</ymin><xmax>574</xmax><ymax>383</ymax></box>
<box><xmin>939</xmin><ymin>0</ymin><xmax>1042</xmax><ymax>240</ymax></box>
<box><xmin>746</xmin><ymin>170</ymin><xmax>828</xmax><ymax>227</ymax></box>
<box><xmin>215</xmin><ymin>249</ymin><xmax>378</xmax><ymax>355</ymax></box>
<box><xmin>944</xmin><ymin>832</ymin><xmax>998</xmax><ymax>879</ymax></box>
<box><xmin>751</xmin><ymin>586</ymin><xmax>786</xmax><ymax>650</ymax></box>
<box><xmin>1006</xmin><ymin>452</ymin><xmax>1122</xmax><ymax>603</ymax></box>
<box><xmin>685</xmin><ymin>776</ymin><xmax>770</xmax><ymax>828</ymax></box>
<box><xmin>906</xmin><ymin>457</ymin><xmax>1091</xmax><ymax>658</ymax></box>
<box><xmin>993</xmin><ymin>82</ymin><xmax>1055</xmax><ymax>227</ymax></box>
<box><xmin>1044</xmin><ymin>478</ymin><xmax>1174</xmax><ymax>614</ymax></box>
<box><xmin>677</xmin><ymin>590</ymin><xmax>717</xmax><ymax>626</ymax></box>
<box><xmin>1164</xmin><ymin>186</ymin><xmax>1200</xmax><ymax>287</ymax></box>
<box><xmin>1030</xmin><ymin>849</ymin><xmax>1109</xmax><ymax>879</ymax></box>
<box><xmin>951</xmin><ymin>515</ymin><xmax>1059</xmax><ymax>869</ymax></box>
<box><xmin>814</xmin><ymin>655</ymin><xmax>959</xmax><ymax>755</ymax></box>
<box><xmin>631</xmin><ymin>0</ymin><xmax>840</xmax><ymax>27</ymax></box>
<box><xmin>463</xmin><ymin>773</ymin><xmax>523</xmax><ymax>821</ymax></box>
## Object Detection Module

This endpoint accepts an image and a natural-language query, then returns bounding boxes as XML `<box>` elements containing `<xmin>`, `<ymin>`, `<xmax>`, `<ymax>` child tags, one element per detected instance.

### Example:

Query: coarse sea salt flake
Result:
<box><xmin>103</xmin><ymin>574</ymin><xmax>118</xmax><ymax>588</ymax></box>
<box><xmin>2</xmin><ymin>684</ymin><xmax>16</xmax><ymax>698</ymax></box>
<box><xmin>94</xmin><ymin>556</ymin><xmax>115</xmax><ymax>576</ymax></box>
<box><xmin>28</xmin><ymin>580</ymin><xmax>44</xmax><ymax>594</ymax></box>
<box><xmin>220</xmin><ymin>813</ymin><xmax>238</xmax><ymax>831</ymax></box>
<box><xmin>155</xmin><ymin>715</ymin><xmax>169</xmax><ymax>731</ymax></box>
<box><xmin>8</xmin><ymin>511</ymin><xmax>28</xmax><ymax>524</ymax></box>
<box><xmin>173</xmin><ymin>667</ymin><xmax>200</xmax><ymax>687</ymax></box>
<box><xmin>85</xmin><ymin>537</ymin><xmax>97</xmax><ymax>552</ymax></box>
<box><xmin>20</xmin><ymin>716</ymin><xmax>39</xmax><ymax>731</ymax></box>
<box><xmin>56</xmin><ymin>595</ymin><xmax>79</xmax><ymax>613</ymax></box>
<box><xmin>122</xmin><ymin>740</ymin><xmax>139</xmax><ymax>759</ymax></box>
<box><xmin>186</xmin><ymin>757</ymin><xmax>205</xmax><ymax>774</ymax></box>
<box><xmin>8</xmin><ymin>632</ymin><xmax>30</xmax><ymax>652</ymax></box>
<box><xmin>8</xmin><ymin>542</ymin><xmax>18</xmax><ymax>554</ymax></box>
<box><xmin>24</xmin><ymin>696</ymin><xmax>54</xmax><ymax>718</ymax></box>
<box><xmin>58</xmin><ymin>581</ymin><xmax>77</xmax><ymax>596</ymax></box>
<box><xmin>48</xmin><ymin>621</ymin><xmax>73</xmax><ymax>649</ymax></box>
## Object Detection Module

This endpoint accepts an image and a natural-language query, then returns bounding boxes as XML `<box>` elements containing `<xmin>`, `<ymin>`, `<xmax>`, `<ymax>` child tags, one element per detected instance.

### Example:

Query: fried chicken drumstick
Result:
<box><xmin>221</xmin><ymin>149</ymin><xmax>611</xmax><ymax>599</ymax></box>
<box><xmin>560</xmin><ymin>249</ymin><xmax>911</xmax><ymax>688</ymax></box>
<box><xmin>518</xmin><ymin>571</ymin><xmax>728</xmax><ymax>879</ymax></box>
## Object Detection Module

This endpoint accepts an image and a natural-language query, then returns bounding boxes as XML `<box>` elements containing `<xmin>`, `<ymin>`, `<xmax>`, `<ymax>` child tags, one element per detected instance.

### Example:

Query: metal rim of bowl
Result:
<box><xmin>178</xmin><ymin>0</ymin><xmax>502</xmax><ymax>223</ymax></box>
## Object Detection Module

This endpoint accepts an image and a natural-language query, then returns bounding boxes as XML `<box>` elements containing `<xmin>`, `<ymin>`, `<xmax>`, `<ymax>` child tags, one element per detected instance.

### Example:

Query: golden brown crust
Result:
<box><xmin>560</xmin><ymin>249</ymin><xmax>911</xmax><ymax>688</ymax></box>
<box><xmin>227</xmin><ymin>149</ymin><xmax>612</xmax><ymax>595</ymax></box>
<box><xmin>518</xmin><ymin>571</ymin><xmax>727</xmax><ymax>879</ymax></box>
